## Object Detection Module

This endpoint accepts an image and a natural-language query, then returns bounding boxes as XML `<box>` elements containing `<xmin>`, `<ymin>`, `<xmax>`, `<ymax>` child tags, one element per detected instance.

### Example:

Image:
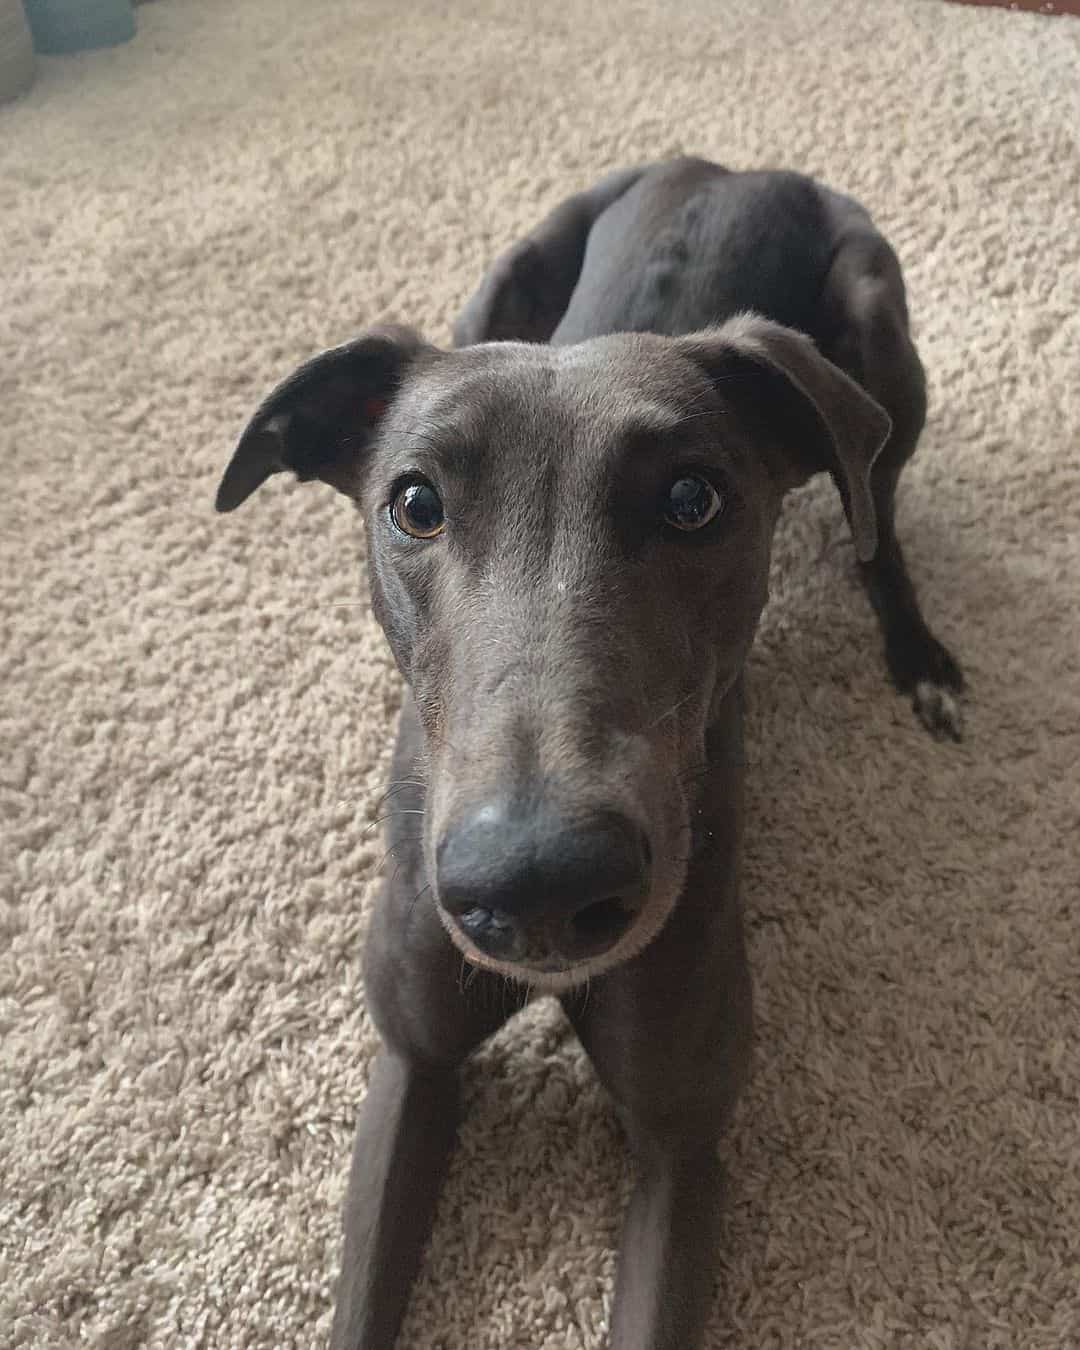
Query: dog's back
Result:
<box><xmin>452</xmin><ymin>153</ymin><xmax>963</xmax><ymax>738</ymax></box>
<box><xmin>551</xmin><ymin>158</ymin><xmax>837</xmax><ymax>345</ymax></box>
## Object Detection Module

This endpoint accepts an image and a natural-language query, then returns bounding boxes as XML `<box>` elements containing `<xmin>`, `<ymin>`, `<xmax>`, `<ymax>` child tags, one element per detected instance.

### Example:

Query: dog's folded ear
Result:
<box><xmin>215</xmin><ymin>325</ymin><xmax>430</xmax><ymax>512</ymax></box>
<box><xmin>679</xmin><ymin>314</ymin><xmax>892</xmax><ymax>562</ymax></box>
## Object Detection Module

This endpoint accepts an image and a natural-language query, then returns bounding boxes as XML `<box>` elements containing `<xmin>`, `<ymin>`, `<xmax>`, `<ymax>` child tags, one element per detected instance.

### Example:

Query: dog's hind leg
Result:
<box><xmin>820</xmin><ymin>227</ymin><xmax>965</xmax><ymax>739</ymax></box>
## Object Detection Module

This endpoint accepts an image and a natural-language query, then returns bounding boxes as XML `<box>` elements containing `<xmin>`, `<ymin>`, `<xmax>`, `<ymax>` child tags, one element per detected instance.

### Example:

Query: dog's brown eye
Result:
<box><xmin>391</xmin><ymin>479</ymin><xmax>445</xmax><ymax>539</ymax></box>
<box><xmin>663</xmin><ymin>475</ymin><xmax>723</xmax><ymax>531</ymax></box>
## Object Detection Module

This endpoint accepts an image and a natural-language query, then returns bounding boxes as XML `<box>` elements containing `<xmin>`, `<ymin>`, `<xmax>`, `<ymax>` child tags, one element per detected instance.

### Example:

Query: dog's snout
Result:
<box><xmin>436</xmin><ymin>802</ymin><xmax>650</xmax><ymax>968</ymax></box>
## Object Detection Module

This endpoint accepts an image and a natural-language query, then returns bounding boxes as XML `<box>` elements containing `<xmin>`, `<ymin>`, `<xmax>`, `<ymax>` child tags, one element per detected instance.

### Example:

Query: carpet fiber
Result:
<box><xmin>2</xmin><ymin>1</ymin><xmax>1079</xmax><ymax>1346</ymax></box>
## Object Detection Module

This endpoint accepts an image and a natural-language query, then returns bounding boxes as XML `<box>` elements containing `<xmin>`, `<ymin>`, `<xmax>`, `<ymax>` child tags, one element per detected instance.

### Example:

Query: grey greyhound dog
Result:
<box><xmin>215</xmin><ymin>156</ymin><xmax>963</xmax><ymax>1349</ymax></box>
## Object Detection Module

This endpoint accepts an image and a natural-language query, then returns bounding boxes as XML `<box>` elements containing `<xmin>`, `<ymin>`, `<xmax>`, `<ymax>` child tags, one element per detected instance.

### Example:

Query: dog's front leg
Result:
<box><xmin>330</xmin><ymin>943</ymin><xmax>512</xmax><ymax>1350</ymax></box>
<box><xmin>609</xmin><ymin>1124</ymin><xmax>727</xmax><ymax>1349</ymax></box>
<box><xmin>564</xmin><ymin>863</ymin><xmax>751</xmax><ymax>1349</ymax></box>
<box><xmin>330</xmin><ymin>699</ymin><xmax>517</xmax><ymax>1349</ymax></box>
<box><xmin>330</xmin><ymin>1048</ymin><xmax>460</xmax><ymax>1350</ymax></box>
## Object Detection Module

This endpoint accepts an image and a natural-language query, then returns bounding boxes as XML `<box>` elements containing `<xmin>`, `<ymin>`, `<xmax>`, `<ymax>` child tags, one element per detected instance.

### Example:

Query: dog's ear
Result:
<box><xmin>453</xmin><ymin>166</ymin><xmax>645</xmax><ymax>347</ymax></box>
<box><xmin>215</xmin><ymin>324</ymin><xmax>431</xmax><ymax>512</ymax></box>
<box><xmin>679</xmin><ymin>314</ymin><xmax>892</xmax><ymax>562</ymax></box>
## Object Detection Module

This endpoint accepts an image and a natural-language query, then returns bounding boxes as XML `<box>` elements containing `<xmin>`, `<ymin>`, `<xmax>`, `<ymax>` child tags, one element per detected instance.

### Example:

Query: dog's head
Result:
<box><xmin>217</xmin><ymin>316</ymin><xmax>889</xmax><ymax>989</ymax></box>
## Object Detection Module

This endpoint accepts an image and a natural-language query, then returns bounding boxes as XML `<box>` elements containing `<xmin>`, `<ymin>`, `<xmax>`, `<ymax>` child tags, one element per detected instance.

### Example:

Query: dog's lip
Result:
<box><xmin>465</xmin><ymin>945</ymin><xmax>587</xmax><ymax>984</ymax></box>
<box><xmin>504</xmin><ymin>952</ymin><xmax>576</xmax><ymax>975</ymax></box>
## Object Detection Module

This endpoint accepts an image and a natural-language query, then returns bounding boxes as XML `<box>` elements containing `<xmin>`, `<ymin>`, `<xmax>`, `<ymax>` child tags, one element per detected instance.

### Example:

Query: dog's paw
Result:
<box><xmin>913</xmin><ymin>679</ymin><xmax>964</xmax><ymax>742</ymax></box>
<box><xmin>885</xmin><ymin>625</ymin><xmax>966</xmax><ymax>741</ymax></box>
<box><xmin>918</xmin><ymin>632</ymin><xmax>965</xmax><ymax>696</ymax></box>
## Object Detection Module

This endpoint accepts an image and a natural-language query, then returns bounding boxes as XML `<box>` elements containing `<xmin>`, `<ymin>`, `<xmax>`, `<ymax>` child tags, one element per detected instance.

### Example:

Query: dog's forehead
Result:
<box><xmin>404</xmin><ymin>336</ymin><xmax>706</xmax><ymax>441</ymax></box>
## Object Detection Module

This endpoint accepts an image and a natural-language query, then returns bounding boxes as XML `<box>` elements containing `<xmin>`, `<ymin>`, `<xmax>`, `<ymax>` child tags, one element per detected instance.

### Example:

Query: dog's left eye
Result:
<box><xmin>662</xmin><ymin>475</ymin><xmax>724</xmax><ymax>531</ymax></box>
<box><xmin>391</xmin><ymin>479</ymin><xmax>446</xmax><ymax>539</ymax></box>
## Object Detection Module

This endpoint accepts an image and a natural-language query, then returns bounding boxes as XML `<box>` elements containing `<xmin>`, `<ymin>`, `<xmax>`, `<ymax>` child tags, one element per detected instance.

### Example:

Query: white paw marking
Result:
<box><xmin>914</xmin><ymin>680</ymin><xmax>964</xmax><ymax>741</ymax></box>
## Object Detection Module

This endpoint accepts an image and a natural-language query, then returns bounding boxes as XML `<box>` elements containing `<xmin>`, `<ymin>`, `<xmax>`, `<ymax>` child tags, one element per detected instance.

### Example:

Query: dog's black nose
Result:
<box><xmin>436</xmin><ymin>803</ymin><xmax>650</xmax><ymax>966</ymax></box>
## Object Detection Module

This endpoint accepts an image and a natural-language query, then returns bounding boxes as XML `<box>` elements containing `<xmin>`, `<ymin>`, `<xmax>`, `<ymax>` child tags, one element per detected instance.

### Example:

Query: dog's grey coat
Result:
<box><xmin>217</xmin><ymin>156</ymin><xmax>962</xmax><ymax>1349</ymax></box>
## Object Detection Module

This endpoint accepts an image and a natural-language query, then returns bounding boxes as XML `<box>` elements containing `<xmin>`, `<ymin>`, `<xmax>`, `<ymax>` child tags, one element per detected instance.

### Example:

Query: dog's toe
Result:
<box><xmin>884</xmin><ymin>623</ymin><xmax>965</xmax><ymax>741</ymax></box>
<box><xmin>913</xmin><ymin>680</ymin><xmax>964</xmax><ymax>742</ymax></box>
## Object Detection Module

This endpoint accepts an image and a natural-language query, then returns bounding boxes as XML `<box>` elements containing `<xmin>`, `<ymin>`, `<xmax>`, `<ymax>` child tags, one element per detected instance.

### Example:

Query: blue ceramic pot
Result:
<box><xmin>24</xmin><ymin>0</ymin><xmax>135</xmax><ymax>54</ymax></box>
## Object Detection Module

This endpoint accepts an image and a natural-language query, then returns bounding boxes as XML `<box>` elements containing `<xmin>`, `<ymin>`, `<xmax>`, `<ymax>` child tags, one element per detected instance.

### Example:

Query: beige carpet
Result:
<box><xmin>3</xmin><ymin>0</ymin><xmax>1079</xmax><ymax>1345</ymax></box>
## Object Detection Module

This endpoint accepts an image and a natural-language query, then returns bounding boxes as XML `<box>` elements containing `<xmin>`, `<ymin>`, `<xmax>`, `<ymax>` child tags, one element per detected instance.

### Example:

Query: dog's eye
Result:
<box><xmin>391</xmin><ymin>479</ymin><xmax>446</xmax><ymax>539</ymax></box>
<box><xmin>662</xmin><ymin>475</ymin><xmax>723</xmax><ymax>531</ymax></box>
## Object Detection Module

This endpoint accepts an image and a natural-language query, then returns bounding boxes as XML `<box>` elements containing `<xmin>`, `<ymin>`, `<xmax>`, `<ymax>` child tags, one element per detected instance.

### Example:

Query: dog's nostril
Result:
<box><xmin>456</xmin><ymin>905</ymin><xmax>521</xmax><ymax>958</ymax></box>
<box><xmin>569</xmin><ymin>898</ymin><xmax>634</xmax><ymax>950</ymax></box>
<box><xmin>459</xmin><ymin>905</ymin><xmax>508</xmax><ymax>936</ymax></box>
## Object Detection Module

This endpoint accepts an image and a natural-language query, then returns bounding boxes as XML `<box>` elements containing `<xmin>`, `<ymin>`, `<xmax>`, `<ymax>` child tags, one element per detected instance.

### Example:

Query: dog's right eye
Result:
<box><xmin>662</xmin><ymin>474</ymin><xmax>724</xmax><ymax>532</ymax></box>
<box><xmin>391</xmin><ymin>479</ymin><xmax>446</xmax><ymax>539</ymax></box>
